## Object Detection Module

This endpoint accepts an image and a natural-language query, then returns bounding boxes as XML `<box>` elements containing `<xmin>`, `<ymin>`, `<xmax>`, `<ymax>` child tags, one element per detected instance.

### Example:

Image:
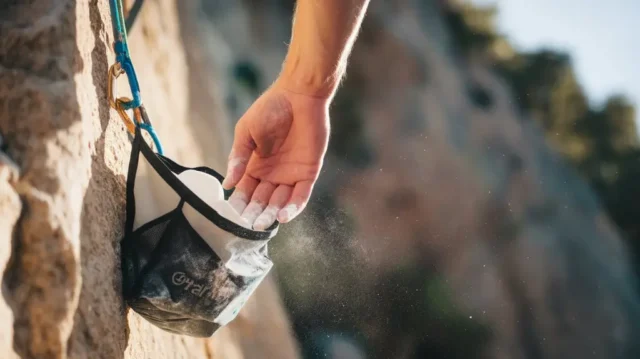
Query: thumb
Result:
<box><xmin>222</xmin><ymin>123</ymin><xmax>255</xmax><ymax>190</ymax></box>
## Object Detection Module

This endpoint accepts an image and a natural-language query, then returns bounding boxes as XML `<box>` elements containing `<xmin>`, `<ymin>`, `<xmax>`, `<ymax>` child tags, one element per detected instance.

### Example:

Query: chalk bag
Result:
<box><xmin>120</xmin><ymin>126</ymin><xmax>279</xmax><ymax>337</ymax></box>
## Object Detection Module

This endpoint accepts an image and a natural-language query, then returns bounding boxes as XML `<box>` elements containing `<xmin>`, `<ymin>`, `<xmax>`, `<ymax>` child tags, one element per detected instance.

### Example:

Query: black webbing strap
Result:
<box><xmin>125</xmin><ymin>0</ymin><xmax>145</xmax><ymax>32</ymax></box>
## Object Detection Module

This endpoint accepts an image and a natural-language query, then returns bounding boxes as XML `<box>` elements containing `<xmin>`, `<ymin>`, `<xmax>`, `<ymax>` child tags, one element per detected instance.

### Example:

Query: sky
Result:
<box><xmin>468</xmin><ymin>0</ymin><xmax>639</xmax><ymax>123</ymax></box>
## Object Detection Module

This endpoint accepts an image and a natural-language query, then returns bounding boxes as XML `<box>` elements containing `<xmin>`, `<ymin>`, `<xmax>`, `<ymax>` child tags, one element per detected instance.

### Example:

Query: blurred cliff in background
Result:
<box><xmin>204</xmin><ymin>0</ymin><xmax>640</xmax><ymax>358</ymax></box>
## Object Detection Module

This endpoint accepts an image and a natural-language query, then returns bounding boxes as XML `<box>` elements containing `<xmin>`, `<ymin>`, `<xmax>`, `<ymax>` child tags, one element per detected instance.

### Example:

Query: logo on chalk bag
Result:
<box><xmin>171</xmin><ymin>271</ymin><xmax>210</xmax><ymax>297</ymax></box>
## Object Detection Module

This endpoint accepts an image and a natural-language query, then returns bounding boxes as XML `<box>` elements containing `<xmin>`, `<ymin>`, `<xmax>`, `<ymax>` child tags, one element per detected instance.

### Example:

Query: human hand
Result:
<box><xmin>222</xmin><ymin>81</ymin><xmax>331</xmax><ymax>230</ymax></box>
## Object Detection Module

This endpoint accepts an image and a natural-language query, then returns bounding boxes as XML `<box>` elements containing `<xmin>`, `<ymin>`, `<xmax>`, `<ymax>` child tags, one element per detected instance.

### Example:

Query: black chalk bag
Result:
<box><xmin>120</xmin><ymin>126</ymin><xmax>278</xmax><ymax>337</ymax></box>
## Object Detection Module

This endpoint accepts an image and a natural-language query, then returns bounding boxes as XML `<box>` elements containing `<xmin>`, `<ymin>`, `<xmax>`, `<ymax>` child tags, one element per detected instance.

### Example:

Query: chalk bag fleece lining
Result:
<box><xmin>121</xmin><ymin>126</ymin><xmax>279</xmax><ymax>338</ymax></box>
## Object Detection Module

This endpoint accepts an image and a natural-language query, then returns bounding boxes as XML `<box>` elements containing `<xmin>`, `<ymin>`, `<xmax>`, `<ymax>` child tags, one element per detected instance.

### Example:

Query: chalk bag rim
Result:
<box><xmin>124</xmin><ymin>125</ymin><xmax>279</xmax><ymax>241</ymax></box>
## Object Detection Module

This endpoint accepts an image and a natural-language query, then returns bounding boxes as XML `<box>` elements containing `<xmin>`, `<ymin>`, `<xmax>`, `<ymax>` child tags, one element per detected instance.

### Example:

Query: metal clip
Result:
<box><xmin>108</xmin><ymin>63</ymin><xmax>124</xmax><ymax>110</ymax></box>
<box><xmin>118</xmin><ymin>59</ymin><xmax>142</xmax><ymax>109</ymax></box>
<box><xmin>108</xmin><ymin>61</ymin><xmax>142</xmax><ymax>111</ymax></box>
<box><xmin>114</xmin><ymin>97</ymin><xmax>138</xmax><ymax>135</ymax></box>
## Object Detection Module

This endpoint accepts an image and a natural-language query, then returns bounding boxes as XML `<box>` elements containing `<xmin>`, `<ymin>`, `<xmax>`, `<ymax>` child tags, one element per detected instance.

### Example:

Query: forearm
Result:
<box><xmin>278</xmin><ymin>0</ymin><xmax>370</xmax><ymax>99</ymax></box>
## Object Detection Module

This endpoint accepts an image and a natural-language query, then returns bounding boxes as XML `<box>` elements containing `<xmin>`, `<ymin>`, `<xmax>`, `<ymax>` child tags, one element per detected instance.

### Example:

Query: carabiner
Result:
<box><xmin>108</xmin><ymin>62</ymin><xmax>142</xmax><ymax>111</ymax></box>
<box><xmin>117</xmin><ymin>59</ymin><xmax>142</xmax><ymax>110</ymax></box>
<box><xmin>108</xmin><ymin>63</ymin><xmax>123</xmax><ymax>110</ymax></box>
<box><xmin>115</xmin><ymin>97</ymin><xmax>138</xmax><ymax>135</ymax></box>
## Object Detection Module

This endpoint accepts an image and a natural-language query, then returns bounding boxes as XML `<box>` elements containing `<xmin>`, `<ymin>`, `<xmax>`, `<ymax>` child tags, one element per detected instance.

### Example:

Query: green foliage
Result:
<box><xmin>444</xmin><ymin>2</ymin><xmax>640</xmax><ymax>278</ymax></box>
<box><xmin>444</xmin><ymin>3</ymin><xmax>500</xmax><ymax>57</ymax></box>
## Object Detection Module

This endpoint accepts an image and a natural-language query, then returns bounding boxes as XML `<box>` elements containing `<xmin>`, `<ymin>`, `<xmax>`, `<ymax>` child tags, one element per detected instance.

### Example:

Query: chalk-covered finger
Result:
<box><xmin>228</xmin><ymin>175</ymin><xmax>259</xmax><ymax>214</ymax></box>
<box><xmin>253</xmin><ymin>184</ymin><xmax>293</xmax><ymax>230</ymax></box>
<box><xmin>241</xmin><ymin>181</ymin><xmax>276</xmax><ymax>226</ymax></box>
<box><xmin>222</xmin><ymin>122</ymin><xmax>256</xmax><ymax>189</ymax></box>
<box><xmin>277</xmin><ymin>180</ymin><xmax>314</xmax><ymax>223</ymax></box>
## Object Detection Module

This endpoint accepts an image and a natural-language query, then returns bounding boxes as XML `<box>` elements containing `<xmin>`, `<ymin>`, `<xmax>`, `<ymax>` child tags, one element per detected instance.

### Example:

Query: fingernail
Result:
<box><xmin>228</xmin><ymin>192</ymin><xmax>248</xmax><ymax>214</ymax></box>
<box><xmin>253</xmin><ymin>206</ymin><xmax>279</xmax><ymax>231</ymax></box>
<box><xmin>277</xmin><ymin>204</ymin><xmax>298</xmax><ymax>223</ymax></box>
<box><xmin>221</xmin><ymin>176</ymin><xmax>234</xmax><ymax>189</ymax></box>
<box><xmin>241</xmin><ymin>201</ymin><xmax>263</xmax><ymax>226</ymax></box>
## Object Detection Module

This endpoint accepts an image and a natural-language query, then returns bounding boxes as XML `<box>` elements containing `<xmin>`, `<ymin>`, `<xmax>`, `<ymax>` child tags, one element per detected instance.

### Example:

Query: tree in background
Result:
<box><xmin>446</xmin><ymin>1</ymin><xmax>640</xmax><ymax>276</ymax></box>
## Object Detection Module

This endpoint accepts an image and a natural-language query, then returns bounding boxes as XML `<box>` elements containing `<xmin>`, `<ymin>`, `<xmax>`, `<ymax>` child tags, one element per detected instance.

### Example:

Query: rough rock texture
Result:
<box><xmin>0</xmin><ymin>152</ymin><xmax>20</xmax><ymax>359</ymax></box>
<box><xmin>0</xmin><ymin>1</ymin><xmax>299</xmax><ymax>358</ymax></box>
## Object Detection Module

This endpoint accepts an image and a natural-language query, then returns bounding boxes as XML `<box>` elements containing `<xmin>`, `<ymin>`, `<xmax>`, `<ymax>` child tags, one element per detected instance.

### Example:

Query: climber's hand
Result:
<box><xmin>222</xmin><ymin>81</ymin><xmax>330</xmax><ymax>230</ymax></box>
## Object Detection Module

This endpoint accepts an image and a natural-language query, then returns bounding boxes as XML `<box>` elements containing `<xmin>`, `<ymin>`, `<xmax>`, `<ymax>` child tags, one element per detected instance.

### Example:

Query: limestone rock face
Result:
<box><xmin>0</xmin><ymin>152</ymin><xmax>20</xmax><ymax>359</ymax></box>
<box><xmin>0</xmin><ymin>1</ymin><xmax>299</xmax><ymax>358</ymax></box>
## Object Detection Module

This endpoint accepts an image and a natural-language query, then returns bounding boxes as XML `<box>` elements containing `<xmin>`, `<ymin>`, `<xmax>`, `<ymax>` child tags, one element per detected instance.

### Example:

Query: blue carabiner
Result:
<box><xmin>118</xmin><ymin>59</ymin><xmax>142</xmax><ymax>110</ymax></box>
<box><xmin>109</xmin><ymin>0</ymin><xmax>142</xmax><ymax>109</ymax></box>
<box><xmin>109</xmin><ymin>0</ymin><xmax>163</xmax><ymax>154</ymax></box>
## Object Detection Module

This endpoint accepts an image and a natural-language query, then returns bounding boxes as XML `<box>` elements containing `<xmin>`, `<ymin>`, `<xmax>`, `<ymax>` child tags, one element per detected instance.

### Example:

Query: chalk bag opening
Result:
<box><xmin>120</xmin><ymin>126</ymin><xmax>279</xmax><ymax>337</ymax></box>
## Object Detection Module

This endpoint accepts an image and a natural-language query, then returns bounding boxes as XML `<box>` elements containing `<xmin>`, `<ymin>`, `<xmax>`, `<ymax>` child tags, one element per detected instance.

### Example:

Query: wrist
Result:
<box><xmin>277</xmin><ymin>50</ymin><xmax>344</xmax><ymax>100</ymax></box>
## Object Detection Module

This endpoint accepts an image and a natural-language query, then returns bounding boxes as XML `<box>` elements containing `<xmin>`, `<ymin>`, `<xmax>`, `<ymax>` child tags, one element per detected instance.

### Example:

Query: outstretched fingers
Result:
<box><xmin>253</xmin><ymin>184</ymin><xmax>294</xmax><ymax>230</ymax></box>
<box><xmin>228</xmin><ymin>175</ymin><xmax>259</xmax><ymax>214</ymax></box>
<box><xmin>249</xmin><ymin>180</ymin><xmax>314</xmax><ymax>230</ymax></box>
<box><xmin>277</xmin><ymin>180</ymin><xmax>314</xmax><ymax>224</ymax></box>
<box><xmin>241</xmin><ymin>181</ymin><xmax>277</xmax><ymax>226</ymax></box>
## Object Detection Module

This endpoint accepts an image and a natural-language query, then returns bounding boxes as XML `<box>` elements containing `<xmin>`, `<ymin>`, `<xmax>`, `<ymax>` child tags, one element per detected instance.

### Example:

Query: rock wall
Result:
<box><xmin>0</xmin><ymin>1</ymin><xmax>299</xmax><ymax>358</ymax></box>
